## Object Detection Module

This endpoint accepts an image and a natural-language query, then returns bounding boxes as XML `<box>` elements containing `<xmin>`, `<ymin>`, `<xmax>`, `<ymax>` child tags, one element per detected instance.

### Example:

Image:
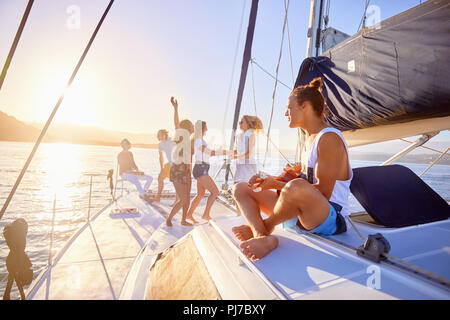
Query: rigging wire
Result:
<box><xmin>0</xmin><ymin>0</ymin><xmax>34</xmax><ymax>91</ymax></box>
<box><xmin>324</xmin><ymin>0</ymin><xmax>331</xmax><ymax>28</ymax></box>
<box><xmin>223</xmin><ymin>0</ymin><xmax>259</xmax><ymax>186</ymax></box>
<box><xmin>248</xmin><ymin>58</ymin><xmax>293</xmax><ymax>166</ymax></box>
<box><xmin>247</xmin><ymin>0</ymin><xmax>295</xmax><ymax>169</ymax></box>
<box><xmin>0</xmin><ymin>0</ymin><xmax>115</xmax><ymax>220</ymax></box>
<box><xmin>222</xmin><ymin>0</ymin><xmax>248</xmax><ymax>135</ymax></box>
<box><xmin>284</xmin><ymin>0</ymin><xmax>295</xmax><ymax>87</ymax></box>
<box><xmin>249</xmin><ymin>59</ymin><xmax>258</xmax><ymax>118</ymax></box>
<box><xmin>262</xmin><ymin>0</ymin><xmax>290</xmax><ymax>169</ymax></box>
<box><xmin>357</xmin><ymin>0</ymin><xmax>371</xmax><ymax>32</ymax></box>
<box><xmin>399</xmin><ymin>138</ymin><xmax>450</xmax><ymax>156</ymax></box>
<box><xmin>250</xmin><ymin>58</ymin><xmax>292</xmax><ymax>90</ymax></box>
<box><xmin>263</xmin><ymin>133</ymin><xmax>295</xmax><ymax>166</ymax></box>
<box><xmin>283</xmin><ymin>0</ymin><xmax>304</xmax><ymax>165</ymax></box>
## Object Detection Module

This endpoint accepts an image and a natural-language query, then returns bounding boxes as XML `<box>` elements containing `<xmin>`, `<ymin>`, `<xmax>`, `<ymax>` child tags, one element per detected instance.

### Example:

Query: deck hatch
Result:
<box><xmin>145</xmin><ymin>235</ymin><xmax>221</xmax><ymax>300</ymax></box>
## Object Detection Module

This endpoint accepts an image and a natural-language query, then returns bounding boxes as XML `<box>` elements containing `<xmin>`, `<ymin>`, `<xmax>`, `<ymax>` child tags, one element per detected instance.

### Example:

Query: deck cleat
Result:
<box><xmin>356</xmin><ymin>233</ymin><xmax>391</xmax><ymax>263</ymax></box>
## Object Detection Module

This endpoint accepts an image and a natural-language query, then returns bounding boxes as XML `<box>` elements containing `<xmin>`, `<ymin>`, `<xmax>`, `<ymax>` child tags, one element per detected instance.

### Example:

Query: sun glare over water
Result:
<box><xmin>42</xmin><ymin>143</ymin><xmax>82</xmax><ymax>205</ymax></box>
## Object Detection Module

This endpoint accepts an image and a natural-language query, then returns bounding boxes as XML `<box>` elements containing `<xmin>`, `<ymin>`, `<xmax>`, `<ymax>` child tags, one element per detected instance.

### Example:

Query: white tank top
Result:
<box><xmin>236</xmin><ymin>129</ymin><xmax>256</xmax><ymax>165</ymax></box>
<box><xmin>300</xmin><ymin>127</ymin><xmax>353</xmax><ymax>216</ymax></box>
<box><xmin>194</xmin><ymin>138</ymin><xmax>210</xmax><ymax>164</ymax></box>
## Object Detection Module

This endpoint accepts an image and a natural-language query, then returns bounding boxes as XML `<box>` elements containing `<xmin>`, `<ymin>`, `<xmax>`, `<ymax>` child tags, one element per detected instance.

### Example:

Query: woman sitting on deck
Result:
<box><xmin>232</xmin><ymin>78</ymin><xmax>352</xmax><ymax>260</ymax></box>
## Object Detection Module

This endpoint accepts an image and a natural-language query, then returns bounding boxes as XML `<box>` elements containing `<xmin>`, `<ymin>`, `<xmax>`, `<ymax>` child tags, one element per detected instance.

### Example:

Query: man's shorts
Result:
<box><xmin>161</xmin><ymin>163</ymin><xmax>171</xmax><ymax>179</ymax></box>
<box><xmin>284</xmin><ymin>201</ymin><xmax>347</xmax><ymax>235</ymax></box>
<box><xmin>307</xmin><ymin>201</ymin><xmax>347</xmax><ymax>235</ymax></box>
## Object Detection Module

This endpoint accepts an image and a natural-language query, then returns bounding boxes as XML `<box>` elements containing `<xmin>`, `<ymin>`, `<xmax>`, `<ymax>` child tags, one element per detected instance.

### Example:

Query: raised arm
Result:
<box><xmin>170</xmin><ymin>96</ymin><xmax>180</xmax><ymax>129</ymax></box>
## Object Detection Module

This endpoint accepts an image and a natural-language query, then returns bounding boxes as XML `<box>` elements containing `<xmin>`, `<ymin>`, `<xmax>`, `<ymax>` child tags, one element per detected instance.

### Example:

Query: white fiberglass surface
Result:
<box><xmin>27</xmin><ymin>192</ymin><xmax>163</xmax><ymax>300</ymax></box>
<box><xmin>324</xmin><ymin>218</ymin><xmax>450</xmax><ymax>282</ymax></box>
<box><xmin>214</xmin><ymin>215</ymin><xmax>450</xmax><ymax>300</ymax></box>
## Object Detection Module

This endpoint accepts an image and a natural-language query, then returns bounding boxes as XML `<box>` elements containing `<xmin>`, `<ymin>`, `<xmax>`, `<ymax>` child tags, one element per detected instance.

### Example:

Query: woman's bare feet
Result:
<box><xmin>239</xmin><ymin>235</ymin><xmax>279</xmax><ymax>260</ymax></box>
<box><xmin>201</xmin><ymin>214</ymin><xmax>211</xmax><ymax>221</ymax></box>
<box><xmin>187</xmin><ymin>215</ymin><xmax>199</xmax><ymax>224</ymax></box>
<box><xmin>232</xmin><ymin>225</ymin><xmax>254</xmax><ymax>241</ymax></box>
<box><xmin>166</xmin><ymin>219</ymin><xmax>173</xmax><ymax>227</ymax></box>
<box><xmin>181</xmin><ymin>220</ymin><xmax>193</xmax><ymax>226</ymax></box>
<box><xmin>139</xmin><ymin>194</ymin><xmax>153</xmax><ymax>203</ymax></box>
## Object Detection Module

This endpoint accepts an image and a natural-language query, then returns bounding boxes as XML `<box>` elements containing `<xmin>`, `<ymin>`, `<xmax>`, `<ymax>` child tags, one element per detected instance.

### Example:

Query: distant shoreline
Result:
<box><xmin>0</xmin><ymin>110</ymin><xmax>159</xmax><ymax>149</ymax></box>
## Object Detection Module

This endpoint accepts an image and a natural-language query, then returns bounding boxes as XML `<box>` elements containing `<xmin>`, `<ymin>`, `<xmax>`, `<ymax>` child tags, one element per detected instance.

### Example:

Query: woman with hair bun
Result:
<box><xmin>232</xmin><ymin>77</ymin><xmax>353</xmax><ymax>260</ymax></box>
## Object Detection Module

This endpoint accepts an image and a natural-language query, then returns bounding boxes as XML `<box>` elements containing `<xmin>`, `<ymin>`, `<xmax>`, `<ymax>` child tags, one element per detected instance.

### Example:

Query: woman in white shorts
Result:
<box><xmin>233</xmin><ymin>115</ymin><xmax>263</xmax><ymax>183</ymax></box>
<box><xmin>231</xmin><ymin>115</ymin><xmax>263</xmax><ymax>215</ymax></box>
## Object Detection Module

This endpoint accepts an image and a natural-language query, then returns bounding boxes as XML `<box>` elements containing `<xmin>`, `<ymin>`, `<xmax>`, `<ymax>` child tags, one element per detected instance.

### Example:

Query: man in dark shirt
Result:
<box><xmin>118</xmin><ymin>139</ymin><xmax>153</xmax><ymax>201</ymax></box>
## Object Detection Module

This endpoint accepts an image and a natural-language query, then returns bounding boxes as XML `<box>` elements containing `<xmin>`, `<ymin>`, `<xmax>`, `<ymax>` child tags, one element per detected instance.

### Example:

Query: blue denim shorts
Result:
<box><xmin>283</xmin><ymin>201</ymin><xmax>347</xmax><ymax>235</ymax></box>
<box><xmin>192</xmin><ymin>162</ymin><xmax>210</xmax><ymax>179</ymax></box>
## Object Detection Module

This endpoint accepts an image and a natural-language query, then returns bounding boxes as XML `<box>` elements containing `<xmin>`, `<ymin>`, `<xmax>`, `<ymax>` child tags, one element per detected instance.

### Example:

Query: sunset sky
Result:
<box><xmin>0</xmin><ymin>0</ymin><xmax>448</xmax><ymax>151</ymax></box>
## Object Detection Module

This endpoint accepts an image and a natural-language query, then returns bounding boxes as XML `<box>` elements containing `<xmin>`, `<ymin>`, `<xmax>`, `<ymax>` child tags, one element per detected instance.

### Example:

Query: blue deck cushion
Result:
<box><xmin>350</xmin><ymin>165</ymin><xmax>450</xmax><ymax>228</ymax></box>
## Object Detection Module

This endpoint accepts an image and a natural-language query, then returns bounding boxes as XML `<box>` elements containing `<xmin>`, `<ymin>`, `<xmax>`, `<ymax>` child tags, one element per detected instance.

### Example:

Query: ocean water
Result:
<box><xmin>0</xmin><ymin>141</ymin><xmax>448</xmax><ymax>299</ymax></box>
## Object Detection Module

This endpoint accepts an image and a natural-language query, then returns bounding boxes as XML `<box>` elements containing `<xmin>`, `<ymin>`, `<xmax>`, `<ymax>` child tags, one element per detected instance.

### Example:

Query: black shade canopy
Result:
<box><xmin>295</xmin><ymin>0</ymin><xmax>450</xmax><ymax>132</ymax></box>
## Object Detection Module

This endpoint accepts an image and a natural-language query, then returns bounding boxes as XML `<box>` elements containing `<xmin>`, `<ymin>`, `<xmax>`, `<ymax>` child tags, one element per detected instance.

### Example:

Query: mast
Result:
<box><xmin>223</xmin><ymin>0</ymin><xmax>259</xmax><ymax>187</ymax></box>
<box><xmin>305</xmin><ymin>0</ymin><xmax>324</xmax><ymax>58</ymax></box>
<box><xmin>296</xmin><ymin>0</ymin><xmax>323</xmax><ymax>163</ymax></box>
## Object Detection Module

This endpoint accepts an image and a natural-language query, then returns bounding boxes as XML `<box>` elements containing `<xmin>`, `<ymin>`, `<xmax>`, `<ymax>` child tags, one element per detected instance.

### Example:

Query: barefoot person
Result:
<box><xmin>118</xmin><ymin>139</ymin><xmax>153</xmax><ymax>202</ymax></box>
<box><xmin>186</xmin><ymin>120</ymin><xmax>227</xmax><ymax>223</ymax></box>
<box><xmin>231</xmin><ymin>115</ymin><xmax>263</xmax><ymax>216</ymax></box>
<box><xmin>232</xmin><ymin>78</ymin><xmax>352</xmax><ymax>260</ymax></box>
<box><xmin>166</xmin><ymin>97</ymin><xmax>194</xmax><ymax>227</ymax></box>
<box><xmin>153</xmin><ymin>129</ymin><xmax>178</xmax><ymax>204</ymax></box>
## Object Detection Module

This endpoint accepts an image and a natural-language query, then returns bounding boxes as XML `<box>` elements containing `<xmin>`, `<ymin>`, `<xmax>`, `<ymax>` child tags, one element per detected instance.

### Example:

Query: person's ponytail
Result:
<box><xmin>289</xmin><ymin>77</ymin><xmax>326</xmax><ymax>117</ymax></box>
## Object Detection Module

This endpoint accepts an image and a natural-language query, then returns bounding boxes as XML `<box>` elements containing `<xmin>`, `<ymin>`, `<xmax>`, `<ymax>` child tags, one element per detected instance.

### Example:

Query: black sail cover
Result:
<box><xmin>294</xmin><ymin>0</ymin><xmax>450</xmax><ymax>132</ymax></box>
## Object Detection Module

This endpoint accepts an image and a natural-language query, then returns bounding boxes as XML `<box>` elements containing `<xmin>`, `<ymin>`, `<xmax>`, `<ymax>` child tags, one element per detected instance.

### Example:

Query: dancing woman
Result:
<box><xmin>186</xmin><ymin>120</ymin><xmax>227</xmax><ymax>223</ymax></box>
<box><xmin>166</xmin><ymin>97</ymin><xmax>194</xmax><ymax>227</ymax></box>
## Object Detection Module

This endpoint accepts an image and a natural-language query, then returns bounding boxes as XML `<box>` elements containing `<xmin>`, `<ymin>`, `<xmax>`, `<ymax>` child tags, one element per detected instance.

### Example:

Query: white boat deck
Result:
<box><xmin>213</xmin><ymin>214</ymin><xmax>450</xmax><ymax>299</ymax></box>
<box><xmin>325</xmin><ymin>217</ymin><xmax>450</xmax><ymax>282</ymax></box>
<box><xmin>120</xmin><ymin>198</ymin><xmax>280</xmax><ymax>300</ymax></box>
<box><xmin>27</xmin><ymin>191</ymin><xmax>450</xmax><ymax>300</ymax></box>
<box><xmin>27</xmin><ymin>192</ymin><xmax>165</xmax><ymax>300</ymax></box>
